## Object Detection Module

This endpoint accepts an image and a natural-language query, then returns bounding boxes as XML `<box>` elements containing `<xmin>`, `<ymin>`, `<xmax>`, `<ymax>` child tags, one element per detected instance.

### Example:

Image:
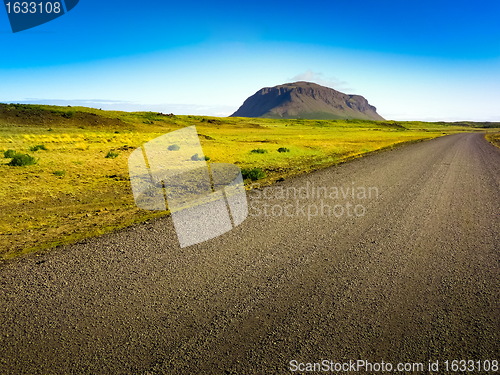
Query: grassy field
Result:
<box><xmin>0</xmin><ymin>103</ymin><xmax>497</xmax><ymax>260</ymax></box>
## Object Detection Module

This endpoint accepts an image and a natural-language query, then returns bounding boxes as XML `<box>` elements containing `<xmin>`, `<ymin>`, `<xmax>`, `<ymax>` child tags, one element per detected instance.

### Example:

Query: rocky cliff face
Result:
<box><xmin>231</xmin><ymin>81</ymin><xmax>384</xmax><ymax>120</ymax></box>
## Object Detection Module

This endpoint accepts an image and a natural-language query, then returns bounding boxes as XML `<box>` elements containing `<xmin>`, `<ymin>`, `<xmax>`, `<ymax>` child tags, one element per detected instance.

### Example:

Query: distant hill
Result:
<box><xmin>230</xmin><ymin>81</ymin><xmax>385</xmax><ymax>121</ymax></box>
<box><xmin>0</xmin><ymin>103</ymin><xmax>130</xmax><ymax>128</ymax></box>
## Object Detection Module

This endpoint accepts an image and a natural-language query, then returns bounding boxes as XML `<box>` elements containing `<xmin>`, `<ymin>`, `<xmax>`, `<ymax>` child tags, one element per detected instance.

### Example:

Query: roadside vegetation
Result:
<box><xmin>0</xmin><ymin>103</ymin><xmax>498</xmax><ymax>259</ymax></box>
<box><xmin>485</xmin><ymin>132</ymin><xmax>500</xmax><ymax>148</ymax></box>
<box><xmin>241</xmin><ymin>168</ymin><xmax>266</xmax><ymax>181</ymax></box>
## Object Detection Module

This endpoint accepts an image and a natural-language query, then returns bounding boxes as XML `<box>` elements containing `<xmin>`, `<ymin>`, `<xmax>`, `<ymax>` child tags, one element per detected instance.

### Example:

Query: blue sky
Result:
<box><xmin>1</xmin><ymin>0</ymin><xmax>499</xmax><ymax>120</ymax></box>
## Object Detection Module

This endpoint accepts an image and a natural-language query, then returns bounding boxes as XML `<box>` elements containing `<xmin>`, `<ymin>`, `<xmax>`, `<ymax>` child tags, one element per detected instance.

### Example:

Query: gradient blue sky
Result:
<box><xmin>1</xmin><ymin>0</ymin><xmax>499</xmax><ymax>120</ymax></box>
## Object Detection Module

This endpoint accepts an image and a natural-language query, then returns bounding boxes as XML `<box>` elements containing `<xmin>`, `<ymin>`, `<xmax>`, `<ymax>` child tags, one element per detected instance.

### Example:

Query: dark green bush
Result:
<box><xmin>30</xmin><ymin>144</ymin><xmax>48</xmax><ymax>151</ymax></box>
<box><xmin>8</xmin><ymin>153</ymin><xmax>37</xmax><ymax>166</ymax></box>
<box><xmin>105</xmin><ymin>151</ymin><xmax>119</xmax><ymax>159</ymax></box>
<box><xmin>250</xmin><ymin>148</ymin><xmax>267</xmax><ymax>154</ymax></box>
<box><xmin>277</xmin><ymin>147</ymin><xmax>290</xmax><ymax>153</ymax></box>
<box><xmin>241</xmin><ymin>168</ymin><xmax>266</xmax><ymax>181</ymax></box>
<box><xmin>168</xmin><ymin>144</ymin><xmax>180</xmax><ymax>151</ymax></box>
<box><xmin>4</xmin><ymin>149</ymin><xmax>17</xmax><ymax>158</ymax></box>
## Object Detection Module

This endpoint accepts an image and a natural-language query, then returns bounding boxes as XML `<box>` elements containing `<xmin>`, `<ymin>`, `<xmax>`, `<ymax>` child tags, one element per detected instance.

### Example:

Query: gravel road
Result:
<box><xmin>1</xmin><ymin>133</ymin><xmax>498</xmax><ymax>374</ymax></box>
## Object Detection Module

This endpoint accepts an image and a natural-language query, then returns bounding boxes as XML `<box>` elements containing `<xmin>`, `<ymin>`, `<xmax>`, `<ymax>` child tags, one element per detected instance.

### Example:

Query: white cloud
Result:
<box><xmin>290</xmin><ymin>70</ymin><xmax>352</xmax><ymax>92</ymax></box>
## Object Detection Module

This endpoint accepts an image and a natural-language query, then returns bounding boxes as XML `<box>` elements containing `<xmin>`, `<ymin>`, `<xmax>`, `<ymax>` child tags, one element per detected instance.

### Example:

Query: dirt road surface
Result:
<box><xmin>1</xmin><ymin>133</ymin><xmax>498</xmax><ymax>374</ymax></box>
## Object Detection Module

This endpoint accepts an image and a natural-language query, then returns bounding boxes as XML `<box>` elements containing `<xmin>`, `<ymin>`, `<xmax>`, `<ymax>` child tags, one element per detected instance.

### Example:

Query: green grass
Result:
<box><xmin>0</xmin><ymin>103</ymin><xmax>498</xmax><ymax>260</ymax></box>
<box><xmin>53</xmin><ymin>170</ymin><xmax>66</xmax><ymax>177</ymax></box>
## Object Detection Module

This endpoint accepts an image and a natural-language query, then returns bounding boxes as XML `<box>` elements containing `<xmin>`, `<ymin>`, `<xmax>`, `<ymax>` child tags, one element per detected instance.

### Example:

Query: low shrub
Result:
<box><xmin>250</xmin><ymin>148</ymin><xmax>267</xmax><ymax>154</ymax></box>
<box><xmin>4</xmin><ymin>149</ymin><xmax>17</xmax><ymax>158</ymax></box>
<box><xmin>105</xmin><ymin>151</ymin><xmax>119</xmax><ymax>159</ymax></box>
<box><xmin>53</xmin><ymin>170</ymin><xmax>66</xmax><ymax>177</ymax></box>
<box><xmin>241</xmin><ymin>167</ymin><xmax>266</xmax><ymax>181</ymax></box>
<box><xmin>277</xmin><ymin>147</ymin><xmax>290</xmax><ymax>153</ymax></box>
<box><xmin>191</xmin><ymin>153</ymin><xmax>210</xmax><ymax>161</ymax></box>
<box><xmin>8</xmin><ymin>153</ymin><xmax>37</xmax><ymax>166</ymax></box>
<box><xmin>168</xmin><ymin>144</ymin><xmax>180</xmax><ymax>151</ymax></box>
<box><xmin>30</xmin><ymin>144</ymin><xmax>48</xmax><ymax>151</ymax></box>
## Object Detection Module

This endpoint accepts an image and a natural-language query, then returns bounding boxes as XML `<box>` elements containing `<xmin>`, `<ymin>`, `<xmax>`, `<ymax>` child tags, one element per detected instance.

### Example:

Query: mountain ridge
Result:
<box><xmin>231</xmin><ymin>81</ymin><xmax>385</xmax><ymax>121</ymax></box>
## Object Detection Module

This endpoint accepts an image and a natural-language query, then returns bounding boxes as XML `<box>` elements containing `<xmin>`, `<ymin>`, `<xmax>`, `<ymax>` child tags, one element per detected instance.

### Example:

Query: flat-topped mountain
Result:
<box><xmin>230</xmin><ymin>81</ymin><xmax>384</xmax><ymax>120</ymax></box>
